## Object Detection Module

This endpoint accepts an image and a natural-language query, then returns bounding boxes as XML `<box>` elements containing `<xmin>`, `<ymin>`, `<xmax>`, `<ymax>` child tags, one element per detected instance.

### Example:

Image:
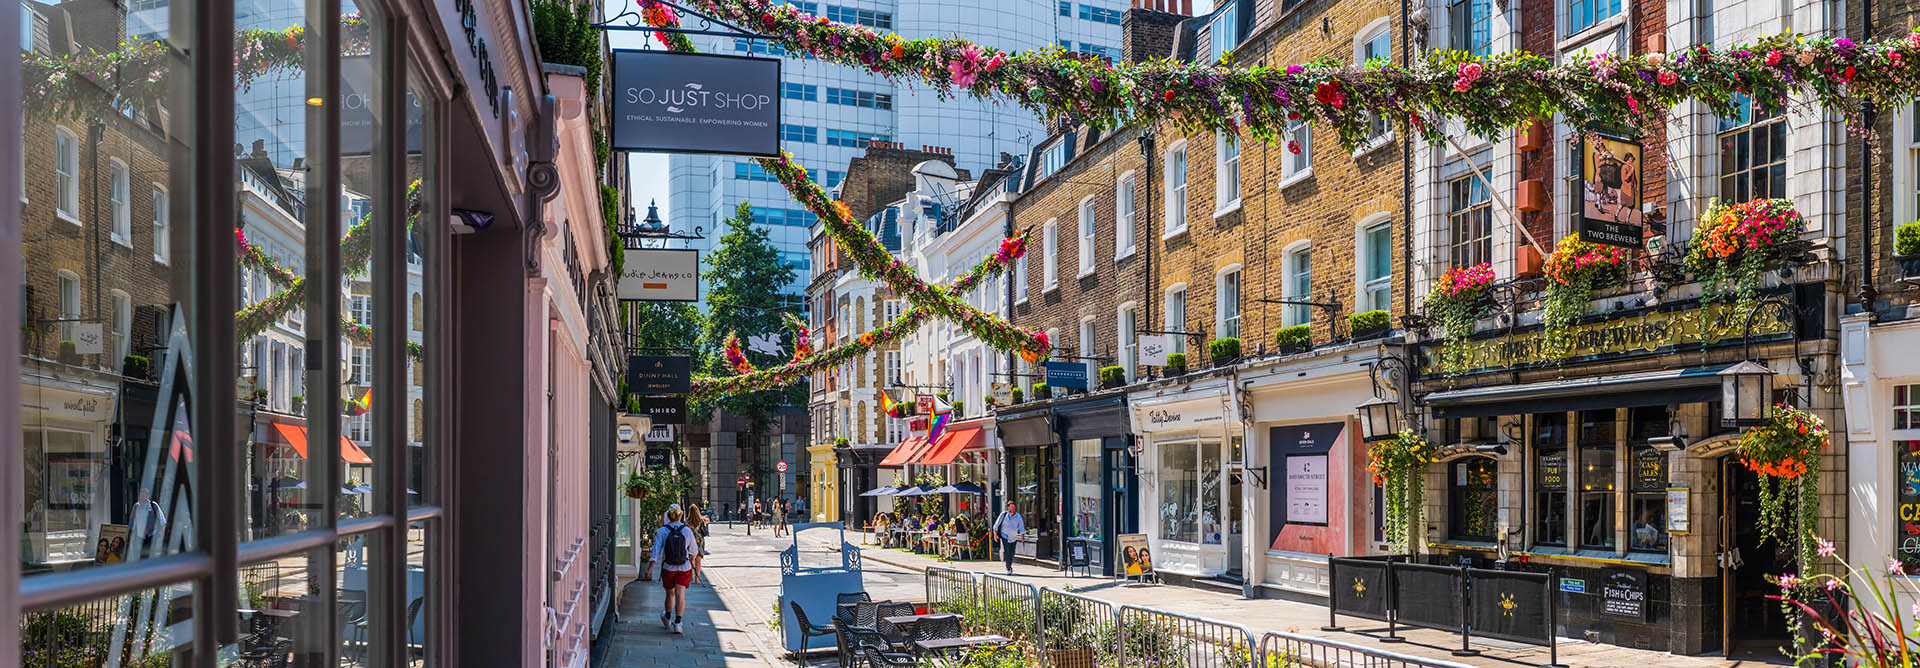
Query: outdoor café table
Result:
<box><xmin>881</xmin><ymin>613</ymin><xmax>959</xmax><ymax>628</ymax></box>
<box><xmin>915</xmin><ymin>634</ymin><xmax>1013</xmax><ymax>653</ymax></box>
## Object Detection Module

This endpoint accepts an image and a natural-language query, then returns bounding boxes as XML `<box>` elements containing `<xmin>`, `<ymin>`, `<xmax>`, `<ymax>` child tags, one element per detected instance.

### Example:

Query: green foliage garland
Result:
<box><xmin>1367</xmin><ymin>430</ymin><xmax>1433</xmax><ymax>553</ymax></box>
<box><xmin>1737</xmin><ymin>404</ymin><xmax>1827</xmax><ymax>570</ymax></box>
<box><xmin>531</xmin><ymin>0</ymin><xmax>604</xmax><ymax>93</ymax></box>
<box><xmin>1541</xmin><ymin>237</ymin><xmax>1627</xmax><ymax>362</ymax></box>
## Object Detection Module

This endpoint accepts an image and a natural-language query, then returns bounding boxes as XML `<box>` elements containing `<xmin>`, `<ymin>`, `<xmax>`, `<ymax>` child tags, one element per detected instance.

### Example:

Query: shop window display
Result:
<box><xmin>1533</xmin><ymin>413</ymin><xmax>1569</xmax><ymax>547</ymax></box>
<box><xmin>1897</xmin><ymin>441</ymin><xmax>1920</xmax><ymax>571</ymax></box>
<box><xmin>1580</xmin><ymin>411</ymin><xmax>1618</xmax><ymax>550</ymax></box>
<box><xmin>1448</xmin><ymin>457</ymin><xmax>1498</xmax><ymax>541</ymax></box>
<box><xmin>1158</xmin><ymin>442</ymin><xmax>1223</xmax><ymax>545</ymax></box>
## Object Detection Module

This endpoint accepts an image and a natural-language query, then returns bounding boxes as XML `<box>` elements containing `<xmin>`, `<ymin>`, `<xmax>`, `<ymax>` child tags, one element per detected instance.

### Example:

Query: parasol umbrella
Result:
<box><xmin>948</xmin><ymin>481</ymin><xmax>986</xmax><ymax>495</ymax></box>
<box><xmin>858</xmin><ymin>486</ymin><xmax>899</xmax><ymax>497</ymax></box>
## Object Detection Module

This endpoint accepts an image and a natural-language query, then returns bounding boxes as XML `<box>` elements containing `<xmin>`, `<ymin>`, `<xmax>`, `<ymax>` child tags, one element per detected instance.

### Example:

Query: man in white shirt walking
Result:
<box><xmin>651</xmin><ymin>503</ymin><xmax>702</xmax><ymax>633</ymax></box>
<box><xmin>991</xmin><ymin>501</ymin><xmax>1026</xmax><ymax>575</ymax></box>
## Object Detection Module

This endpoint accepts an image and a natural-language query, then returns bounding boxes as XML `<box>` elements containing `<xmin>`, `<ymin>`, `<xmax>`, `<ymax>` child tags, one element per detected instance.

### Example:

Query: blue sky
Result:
<box><xmin>614</xmin><ymin>0</ymin><xmax>1216</xmax><ymax>226</ymax></box>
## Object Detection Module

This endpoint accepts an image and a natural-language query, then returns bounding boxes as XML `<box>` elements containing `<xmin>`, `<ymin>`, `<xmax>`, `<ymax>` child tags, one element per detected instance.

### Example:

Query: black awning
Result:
<box><xmin>997</xmin><ymin>415</ymin><xmax>1054</xmax><ymax>448</ymax></box>
<box><xmin>1425</xmin><ymin>366</ymin><xmax>1729</xmax><ymax>419</ymax></box>
<box><xmin>1061</xmin><ymin>406</ymin><xmax>1129</xmax><ymax>441</ymax></box>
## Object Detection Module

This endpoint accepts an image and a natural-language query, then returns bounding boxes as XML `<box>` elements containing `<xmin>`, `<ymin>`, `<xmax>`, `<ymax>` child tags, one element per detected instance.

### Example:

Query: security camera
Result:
<box><xmin>450</xmin><ymin>209</ymin><xmax>494</xmax><ymax>234</ymax></box>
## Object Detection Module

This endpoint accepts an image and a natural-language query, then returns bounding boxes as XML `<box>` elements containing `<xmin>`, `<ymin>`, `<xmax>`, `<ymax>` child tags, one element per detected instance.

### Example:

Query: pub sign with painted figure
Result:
<box><xmin>1579</xmin><ymin>133</ymin><xmax>1645</xmax><ymax>248</ymax></box>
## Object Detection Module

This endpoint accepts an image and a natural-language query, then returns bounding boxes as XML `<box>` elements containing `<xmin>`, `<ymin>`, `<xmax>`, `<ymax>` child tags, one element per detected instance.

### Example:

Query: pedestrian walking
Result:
<box><xmin>688</xmin><ymin>505</ymin><xmax>711</xmax><ymax>584</ymax></box>
<box><xmin>651</xmin><ymin>504</ymin><xmax>701</xmax><ymax>634</ymax></box>
<box><xmin>772</xmin><ymin>498</ymin><xmax>787</xmax><ymax>537</ymax></box>
<box><xmin>990</xmin><ymin>501</ymin><xmax>1026</xmax><ymax>575</ymax></box>
<box><xmin>130</xmin><ymin>488</ymin><xmax>165</xmax><ymax>558</ymax></box>
<box><xmin>751</xmin><ymin>499</ymin><xmax>763</xmax><ymax>529</ymax></box>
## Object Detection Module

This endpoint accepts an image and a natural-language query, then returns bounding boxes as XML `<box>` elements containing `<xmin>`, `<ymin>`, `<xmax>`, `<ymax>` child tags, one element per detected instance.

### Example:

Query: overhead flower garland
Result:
<box><xmin>689</xmin><ymin>232</ymin><xmax>1031</xmax><ymax>401</ymax></box>
<box><xmin>681</xmin><ymin>0</ymin><xmax>1920</xmax><ymax>147</ymax></box>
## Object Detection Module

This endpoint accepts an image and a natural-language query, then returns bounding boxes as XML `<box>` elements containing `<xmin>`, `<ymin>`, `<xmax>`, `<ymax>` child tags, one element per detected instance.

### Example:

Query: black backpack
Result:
<box><xmin>663</xmin><ymin>524</ymin><xmax>690</xmax><ymax>567</ymax></box>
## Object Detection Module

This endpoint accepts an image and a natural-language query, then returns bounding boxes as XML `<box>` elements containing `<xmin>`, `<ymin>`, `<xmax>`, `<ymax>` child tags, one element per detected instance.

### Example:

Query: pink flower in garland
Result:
<box><xmin>996</xmin><ymin>236</ymin><xmax>1028</xmax><ymax>263</ymax></box>
<box><xmin>1797</xmin><ymin>50</ymin><xmax>1816</xmax><ymax>66</ymax></box>
<box><xmin>1287</xmin><ymin>141</ymin><xmax>1301</xmax><ymax>154</ymax></box>
<box><xmin>1765</xmin><ymin>50</ymin><xmax>1782</xmax><ymax>66</ymax></box>
<box><xmin>1657</xmin><ymin>70</ymin><xmax>1679</xmax><ymax>85</ymax></box>
<box><xmin>1453</xmin><ymin>78</ymin><xmax>1472</xmax><ymax>93</ymax></box>
<box><xmin>1909</xmin><ymin>31</ymin><xmax>1920</xmax><ymax>50</ymax></box>
<box><xmin>984</xmin><ymin>54</ymin><xmax>1006</xmax><ymax>73</ymax></box>
<box><xmin>948</xmin><ymin>44</ymin><xmax>986</xmax><ymax>88</ymax></box>
<box><xmin>1458</xmin><ymin>61</ymin><xmax>1484</xmax><ymax>81</ymax></box>
<box><xmin>1286</xmin><ymin>64</ymin><xmax>1304</xmax><ymax>75</ymax></box>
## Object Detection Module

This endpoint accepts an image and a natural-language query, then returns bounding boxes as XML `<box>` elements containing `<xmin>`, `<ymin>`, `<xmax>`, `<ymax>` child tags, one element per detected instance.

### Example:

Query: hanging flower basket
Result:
<box><xmin>1684</xmin><ymin>198</ymin><xmax>1805</xmax><ymax>305</ymax></box>
<box><xmin>1423</xmin><ymin>263</ymin><xmax>1495</xmax><ymax>374</ymax></box>
<box><xmin>1541</xmin><ymin>237</ymin><xmax>1628</xmax><ymax>362</ymax></box>
<box><xmin>1366</xmin><ymin>430</ymin><xmax>1435</xmax><ymax>554</ymax></box>
<box><xmin>1738</xmin><ymin>404</ymin><xmax>1827</xmax><ymax>567</ymax></box>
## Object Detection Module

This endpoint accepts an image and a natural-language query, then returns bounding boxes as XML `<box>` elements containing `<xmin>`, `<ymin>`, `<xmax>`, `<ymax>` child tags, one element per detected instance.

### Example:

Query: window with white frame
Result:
<box><xmin>1283</xmin><ymin>119</ymin><xmax>1311</xmax><ymax>179</ymax></box>
<box><xmin>1166</xmin><ymin>143</ymin><xmax>1190</xmax><ymax>235</ymax></box>
<box><xmin>151</xmin><ymin>185</ymin><xmax>169</xmax><ymax>263</ymax></box>
<box><xmin>1078</xmin><ymin>196</ymin><xmax>1097</xmax><ymax>275</ymax></box>
<box><xmin>885</xmin><ymin>299</ymin><xmax>903</xmax><ymax>324</ymax></box>
<box><xmin>1911</xmin><ymin>103</ymin><xmax>1920</xmax><ymax>219</ymax></box>
<box><xmin>1207</xmin><ymin>2</ymin><xmax>1239</xmax><ymax>63</ymax></box>
<box><xmin>1217</xmin><ymin>133</ymin><xmax>1242</xmax><ymax>208</ymax></box>
<box><xmin>1450</xmin><ymin>0</ymin><xmax>1492</xmax><ymax>56</ymax></box>
<box><xmin>1015</xmin><ymin>253</ymin><xmax>1030</xmax><ymax>302</ymax></box>
<box><xmin>1895</xmin><ymin>384</ymin><xmax>1920</xmax><ymax>430</ymax></box>
<box><xmin>56</xmin><ymin>269</ymin><xmax>80</xmax><ymax>342</ymax></box>
<box><xmin>111</xmin><ymin>290</ymin><xmax>131</xmax><ymax>362</ymax></box>
<box><xmin>349</xmin><ymin>346</ymin><xmax>372</xmax><ymax>384</ymax></box>
<box><xmin>1115</xmin><ymin>173</ymin><xmax>1136</xmax><ymax>258</ymax></box>
<box><xmin>1566</xmin><ymin>0</ymin><xmax>1621</xmax><ymax>36</ymax></box>
<box><xmin>1165</xmin><ymin>284</ymin><xmax>1188</xmax><ymax>354</ymax></box>
<box><xmin>54</xmin><ymin>126</ymin><xmax>79</xmax><ymax>220</ymax></box>
<box><xmin>1043</xmin><ymin>220</ymin><xmax>1060</xmax><ymax>289</ymax></box>
<box><xmin>1361</xmin><ymin>220</ymin><xmax>1393</xmax><ymax>312</ymax></box>
<box><xmin>1080</xmin><ymin>317</ymin><xmax>1098</xmax><ymax>386</ymax></box>
<box><xmin>109</xmin><ymin>159</ymin><xmax>131</xmax><ymax>244</ymax></box>
<box><xmin>1357</xmin><ymin>26</ymin><xmax>1393</xmax><ymax>142</ymax></box>
<box><xmin>886</xmin><ymin>350</ymin><xmax>902</xmax><ymax>385</ymax></box>
<box><xmin>1217</xmin><ymin>267</ymin><xmax>1242</xmax><ymax>340</ymax></box>
<box><xmin>1448</xmin><ymin>171</ymin><xmax>1493</xmax><ymax>269</ymax></box>
<box><xmin>349</xmin><ymin>295</ymin><xmax>373</xmax><ymax>327</ymax></box>
<box><xmin>1284</xmin><ymin>244</ymin><xmax>1313</xmax><ymax>326</ymax></box>
<box><xmin>1119</xmin><ymin>304</ymin><xmax>1138</xmax><ymax>381</ymax></box>
<box><xmin>1718</xmin><ymin>94</ymin><xmax>1786</xmax><ymax>203</ymax></box>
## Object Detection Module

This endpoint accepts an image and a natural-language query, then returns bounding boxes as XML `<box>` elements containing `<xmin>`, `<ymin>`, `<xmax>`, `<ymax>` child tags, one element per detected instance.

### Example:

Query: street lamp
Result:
<box><xmin>1718</xmin><ymin>360</ymin><xmax>1775</xmax><ymax>427</ymax></box>
<box><xmin>1356</xmin><ymin>395</ymin><xmax>1402</xmax><ymax>442</ymax></box>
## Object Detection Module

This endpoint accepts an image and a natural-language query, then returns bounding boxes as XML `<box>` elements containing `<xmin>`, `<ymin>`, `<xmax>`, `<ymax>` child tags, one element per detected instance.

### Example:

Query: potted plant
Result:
<box><xmin>1896</xmin><ymin>220</ymin><xmax>1920</xmax><ymax>281</ymax></box>
<box><xmin>1033</xmin><ymin>382</ymin><xmax>1050</xmax><ymax>399</ymax></box>
<box><xmin>288</xmin><ymin>395</ymin><xmax>305</xmax><ymax>414</ymax></box>
<box><xmin>834</xmin><ymin>436</ymin><xmax>849</xmax><ymax>447</ymax></box>
<box><xmin>121</xmin><ymin>354</ymin><xmax>151</xmax><ymax>379</ymax></box>
<box><xmin>57</xmin><ymin>340</ymin><xmax>80</xmax><ymax>365</ymax></box>
<box><xmin>1163</xmin><ymin>352</ymin><xmax>1187</xmax><ymax>375</ymax></box>
<box><xmin>1348</xmin><ymin>309</ymin><xmax>1390</xmax><ymax>340</ymax></box>
<box><xmin>951</xmin><ymin>400</ymin><xmax>965</xmax><ymax>415</ymax></box>
<box><xmin>1099</xmin><ymin>366</ymin><xmax>1125</xmax><ymax>389</ymax></box>
<box><xmin>625</xmin><ymin>470</ymin><xmax>647</xmax><ymax>499</ymax></box>
<box><xmin>1272</xmin><ymin>324</ymin><xmax>1310</xmax><ymax>354</ymax></box>
<box><xmin>1542</xmin><ymin>237</ymin><xmax>1628</xmax><ymax>361</ymax></box>
<box><xmin>1207</xmin><ymin>337</ymin><xmax>1241</xmax><ymax>367</ymax></box>
<box><xmin>253</xmin><ymin>388</ymin><xmax>270</xmax><ymax>404</ymax></box>
<box><xmin>1011</xmin><ymin>387</ymin><xmax>1024</xmax><ymax>403</ymax></box>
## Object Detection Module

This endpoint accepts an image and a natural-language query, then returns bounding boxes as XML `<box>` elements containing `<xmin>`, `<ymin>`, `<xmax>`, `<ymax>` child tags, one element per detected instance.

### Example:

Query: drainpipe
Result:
<box><xmin>1140</xmin><ymin>130</ymin><xmax>1156</xmax><ymax>357</ymax></box>
<box><xmin>1859</xmin><ymin>0</ymin><xmax>1879</xmax><ymax>317</ymax></box>
<box><xmin>1400</xmin><ymin>0</ymin><xmax>1414</xmax><ymax>320</ymax></box>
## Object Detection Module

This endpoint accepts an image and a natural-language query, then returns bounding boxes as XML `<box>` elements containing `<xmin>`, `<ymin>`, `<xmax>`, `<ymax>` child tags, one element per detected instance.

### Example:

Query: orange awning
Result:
<box><xmin>918</xmin><ymin>426</ymin><xmax>983</xmax><ymax>466</ymax></box>
<box><xmin>269</xmin><ymin>423</ymin><xmax>374</xmax><ymax>464</ymax></box>
<box><xmin>879</xmin><ymin>436</ymin><xmax>928</xmax><ymax>467</ymax></box>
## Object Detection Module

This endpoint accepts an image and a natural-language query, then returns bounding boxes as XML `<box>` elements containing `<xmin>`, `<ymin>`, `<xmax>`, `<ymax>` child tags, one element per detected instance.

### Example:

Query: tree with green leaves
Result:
<box><xmin>701</xmin><ymin>203</ymin><xmax>803</xmax><ymax>489</ymax></box>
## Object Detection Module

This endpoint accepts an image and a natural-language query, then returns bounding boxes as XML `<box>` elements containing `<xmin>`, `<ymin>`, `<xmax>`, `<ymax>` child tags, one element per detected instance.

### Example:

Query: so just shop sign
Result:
<box><xmin>611</xmin><ymin>50</ymin><xmax>780</xmax><ymax>157</ymax></box>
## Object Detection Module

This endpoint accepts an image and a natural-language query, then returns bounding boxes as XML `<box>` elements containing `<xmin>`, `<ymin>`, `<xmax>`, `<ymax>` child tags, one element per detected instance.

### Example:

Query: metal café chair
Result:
<box><xmin>789</xmin><ymin>600</ymin><xmax>838</xmax><ymax>667</ymax></box>
<box><xmin>860</xmin><ymin>643</ymin><xmax>918</xmax><ymax>668</ymax></box>
<box><xmin>835</xmin><ymin>592</ymin><xmax>871</xmax><ymax>624</ymax></box>
<box><xmin>872</xmin><ymin>601</ymin><xmax>916</xmax><ymax>650</ymax></box>
<box><xmin>909</xmin><ymin>614</ymin><xmax>964</xmax><ymax>657</ymax></box>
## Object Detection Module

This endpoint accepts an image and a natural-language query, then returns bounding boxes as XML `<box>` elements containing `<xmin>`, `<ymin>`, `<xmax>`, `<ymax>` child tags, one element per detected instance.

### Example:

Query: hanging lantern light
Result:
<box><xmin>1356</xmin><ymin>395</ymin><xmax>1402</xmax><ymax>442</ymax></box>
<box><xmin>1719</xmin><ymin>360</ymin><xmax>1775</xmax><ymax>427</ymax></box>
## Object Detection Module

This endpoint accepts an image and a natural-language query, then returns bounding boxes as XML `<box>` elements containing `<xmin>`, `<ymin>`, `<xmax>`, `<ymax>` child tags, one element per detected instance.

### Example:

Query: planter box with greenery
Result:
<box><xmin>1273</xmin><ymin>325</ymin><xmax>1310</xmax><ymax>354</ymax></box>
<box><xmin>1098</xmin><ymin>366</ymin><xmax>1125</xmax><ymax>389</ymax></box>
<box><xmin>1207</xmin><ymin>338</ymin><xmax>1241</xmax><ymax>367</ymax></box>
<box><xmin>1348</xmin><ymin>309</ymin><xmax>1389</xmax><ymax>340</ymax></box>
<box><xmin>57</xmin><ymin>340</ymin><xmax>80</xmax><ymax>365</ymax></box>
<box><xmin>1033</xmin><ymin>383</ymin><xmax>1050</xmax><ymax>399</ymax></box>
<box><xmin>834</xmin><ymin>437</ymin><xmax>849</xmax><ymax>447</ymax></box>
<box><xmin>1896</xmin><ymin>221</ymin><xmax>1920</xmax><ymax>281</ymax></box>
<box><xmin>1011</xmin><ymin>387</ymin><xmax>1024</xmax><ymax>403</ymax></box>
<box><xmin>1163</xmin><ymin>352</ymin><xmax>1186</xmax><ymax>376</ymax></box>
<box><xmin>951</xmin><ymin>400</ymin><xmax>965</xmax><ymax>415</ymax></box>
<box><xmin>289</xmin><ymin>395</ymin><xmax>305</xmax><ymax>414</ymax></box>
<box><xmin>122</xmin><ymin>354</ymin><xmax>151</xmax><ymax>379</ymax></box>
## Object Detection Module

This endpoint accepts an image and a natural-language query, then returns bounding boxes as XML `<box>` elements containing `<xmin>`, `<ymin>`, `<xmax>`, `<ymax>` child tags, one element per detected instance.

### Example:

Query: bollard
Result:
<box><xmin>1380</xmin><ymin>558</ymin><xmax>1405</xmax><ymax>643</ymax></box>
<box><xmin>1542</xmin><ymin>567</ymin><xmax>1567</xmax><ymax>668</ymax></box>
<box><xmin>1451</xmin><ymin>564</ymin><xmax>1480</xmax><ymax>657</ymax></box>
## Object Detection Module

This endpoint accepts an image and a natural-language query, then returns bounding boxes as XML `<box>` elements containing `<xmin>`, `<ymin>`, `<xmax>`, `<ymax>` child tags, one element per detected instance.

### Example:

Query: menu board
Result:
<box><xmin>1601</xmin><ymin>568</ymin><xmax>1647</xmax><ymax>621</ymax></box>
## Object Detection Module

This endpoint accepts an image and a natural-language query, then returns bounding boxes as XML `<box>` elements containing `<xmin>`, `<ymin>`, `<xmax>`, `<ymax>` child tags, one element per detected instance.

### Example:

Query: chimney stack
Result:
<box><xmin>1122</xmin><ymin>1</ymin><xmax>1191</xmax><ymax>63</ymax></box>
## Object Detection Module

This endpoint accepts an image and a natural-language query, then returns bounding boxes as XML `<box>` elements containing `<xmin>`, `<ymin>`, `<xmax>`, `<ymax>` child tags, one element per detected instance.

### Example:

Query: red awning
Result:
<box><xmin>878</xmin><ymin>437</ymin><xmax>928</xmax><ymax>466</ymax></box>
<box><xmin>269</xmin><ymin>423</ymin><xmax>374</xmax><ymax>464</ymax></box>
<box><xmin>918</xmin><ymin>426</ymin><xmax>984</xmax><ymax>466</ymax></box>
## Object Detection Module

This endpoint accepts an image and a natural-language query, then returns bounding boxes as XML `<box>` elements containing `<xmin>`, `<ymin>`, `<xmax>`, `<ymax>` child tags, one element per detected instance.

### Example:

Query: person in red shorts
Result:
<box><xmin>651</xmin><ymin>503</ymin><xmax>702</xmax><ymax>633</ymax></box>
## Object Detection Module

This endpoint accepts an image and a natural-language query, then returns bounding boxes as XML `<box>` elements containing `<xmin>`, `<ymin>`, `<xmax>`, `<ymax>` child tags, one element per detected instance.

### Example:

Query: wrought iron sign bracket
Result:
<box><xmin>594</xmin><ymin>0</ymin><xmax>776</xmax><ymax>40</ymax></box>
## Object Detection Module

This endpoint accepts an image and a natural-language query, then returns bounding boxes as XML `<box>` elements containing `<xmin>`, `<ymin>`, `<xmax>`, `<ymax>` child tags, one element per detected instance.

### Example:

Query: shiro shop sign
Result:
<box><xmin>611</xmin><ymin>50</ymin><xmax>780</xmax><ymax>156</ymax></box>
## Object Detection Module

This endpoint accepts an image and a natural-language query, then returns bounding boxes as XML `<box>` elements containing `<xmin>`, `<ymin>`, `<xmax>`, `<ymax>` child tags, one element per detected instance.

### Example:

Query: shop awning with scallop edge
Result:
<box><xmin>269</xmin><ymin>423</ymin><xmax>374</xmax><ymax>464</ymax></box>
<box><xmin>878</xmin><ymin>436</ymin><xmax>929</xmax><ymax>466</ymax></box>
<box><xmin>917</xmin><ymin>425</ymin><xmax>983</xmax><ymax>466</ymax></box>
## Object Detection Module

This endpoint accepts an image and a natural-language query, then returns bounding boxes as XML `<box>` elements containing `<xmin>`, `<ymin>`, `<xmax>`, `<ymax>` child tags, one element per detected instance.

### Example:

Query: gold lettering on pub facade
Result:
<box><xmin>1419</xmin><ymin>303</ymin><xmax>1791</xmax><ymax>375</ymax></box>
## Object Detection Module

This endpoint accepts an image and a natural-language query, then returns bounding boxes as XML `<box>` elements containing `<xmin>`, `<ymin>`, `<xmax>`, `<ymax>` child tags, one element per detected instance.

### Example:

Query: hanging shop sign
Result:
<box><xmin>1634</xmin><ymin>448</ymin><xmax>1668</xmax><ymax>490</ymax></box>
<box><xmin>618</xmin><ymin>249</ymin><xmax>701</xmax><ymax>302</ymax></box>
<box><xmin>610</xmin><ymin>50</ymin><xmax>781</xmax><ymax>156</ymax></box>
<box><xmin>1578</xmin><ymin>133</ymin><xmax>1647</xmax><ymax>248</ymax></box>
<box><xmin>645</xmin><ymin>424</ymin><xmax>676</xmax><ymax>443</ymax></box>
<box><xmin>1416</xmin><ymin>300</ymin><xmax>1793</xmax><ymax>376</ymax></box>
<box><xmin>991</xmin><ymin>383</ymin><xmax>1013</xmax><ymax>406</ymax></box>
<box><xmin>1601</xmin><ymin>568</ymin><xmax>1648</xmax><ymax>621</ymax></box>
<box><xmin>634</xmin><ymin>396</ymin><xmax>687</xmax><ymax>425</ymax></box>
<box><xmin>916</xmin><ymin>396</ymin><xmax>934</xmax><ymax>414</ymax></box>
<box><xmin>645</xmin><ymin>446</ymin><xmax>673</xmax><ymax>470</ymax></box>
<box><xmin>628</xmin><ymin>355</ymin><xmax>692</xmax><ymax>394</ymax></box>
<box><xmin>1044</xmin><ymin>361</ymin><xmax>1088</xmax><ymax>390</ymax></box>
<box><xmin>1138</xmin><ymin>335</ymin><xmax>1171</xmax><ymax>366</ymax></box>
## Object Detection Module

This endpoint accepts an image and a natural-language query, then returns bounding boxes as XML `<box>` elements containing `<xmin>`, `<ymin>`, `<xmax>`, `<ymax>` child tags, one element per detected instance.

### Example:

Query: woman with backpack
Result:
<box><xmin>650</xmin><ymin>504</ymin><xmax>702</xmax><ymax>634</ymax></box>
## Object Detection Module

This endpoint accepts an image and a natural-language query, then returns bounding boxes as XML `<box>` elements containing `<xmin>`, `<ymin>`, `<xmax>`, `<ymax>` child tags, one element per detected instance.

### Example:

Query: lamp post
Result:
<box><xmin>1718</xmin><ymin>295</ymin><xmax>1803</xmax><ymax>428</ymax></box>
<box><xmin>1355</xmin><ymin>353</ymin><xmax>1416</xmax><ymax>442</ymax></box>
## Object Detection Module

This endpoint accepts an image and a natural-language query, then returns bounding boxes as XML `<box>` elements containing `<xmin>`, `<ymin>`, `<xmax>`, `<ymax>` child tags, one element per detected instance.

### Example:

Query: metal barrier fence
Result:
<box><xmin>980</xmin><ymin>573</ymin><xmax>1040</xmax><ymax>641</ymax></box>
<box><xmin>1036</xmin><ymin>587</ymin><xmax>1117</xmax><ymax>665</ymax></box>
<box><xmin>925</xmin><ymin>566</ymin><xmax>979</xmax><ymax>618</ymax></box>
<box><xmin>1117</xmin><ymin>605</ymin><xmax>1257</xmax><ymax>668</ymax></box>
<box><xmin>1259</xmin><ymin>631</ymin><xmax>1482</xmax><ymax>668</ymax></box>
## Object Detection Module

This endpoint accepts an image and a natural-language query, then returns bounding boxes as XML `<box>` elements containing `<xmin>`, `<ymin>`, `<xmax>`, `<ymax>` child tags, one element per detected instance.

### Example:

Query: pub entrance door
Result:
<box><xmin>1721</xmin><ymin>456</ymin><xmax>1795</xmax><ymax>660</ymax></box>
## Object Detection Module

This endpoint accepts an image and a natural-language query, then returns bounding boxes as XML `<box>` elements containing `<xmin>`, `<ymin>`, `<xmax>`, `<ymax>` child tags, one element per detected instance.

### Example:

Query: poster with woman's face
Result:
<box><xmin>1580</xmin><ymin>134</ymin><xmax>1646</xmax><ymax>248</ymax></box>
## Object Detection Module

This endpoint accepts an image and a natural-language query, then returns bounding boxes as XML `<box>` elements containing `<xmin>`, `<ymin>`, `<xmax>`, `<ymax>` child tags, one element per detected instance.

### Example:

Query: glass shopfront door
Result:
<box><xmin>1071</xmin><ymin>438</ymin><xmax>1103</xmax><ymax>569</ymax></box>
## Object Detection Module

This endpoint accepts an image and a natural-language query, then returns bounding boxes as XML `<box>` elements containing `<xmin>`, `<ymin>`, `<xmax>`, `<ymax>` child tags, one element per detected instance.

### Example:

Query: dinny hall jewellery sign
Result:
<box><xmin>1418</xmin><ymin>300</ymin><xmax>1792</xmax><ymax>375</ymax></box>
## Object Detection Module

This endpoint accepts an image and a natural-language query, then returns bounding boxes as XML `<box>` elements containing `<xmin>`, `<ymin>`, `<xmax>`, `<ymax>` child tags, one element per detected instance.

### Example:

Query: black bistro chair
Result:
<box><xmin>872</xmin><ymin>602</ymin><xmax>916</xmax><ymax>649</ymax></box>
<box><xmin>835</xmin><ymin>592</ymin><xmax>871</xmax><ymax>624</ymax></box>
<box><xmin>789</xmin><ymin>600</ymin><xmax>838</xmax><ymax>667</ymax></box>
<box><xmin>909</xmin><ymin>614</ymin><xmax>964</xmax><ymax>657</ymax></box>
<box><xmin>860</xmin><ymin>644</ymin><xmax>918</xmax><ymax>668</ymax></box>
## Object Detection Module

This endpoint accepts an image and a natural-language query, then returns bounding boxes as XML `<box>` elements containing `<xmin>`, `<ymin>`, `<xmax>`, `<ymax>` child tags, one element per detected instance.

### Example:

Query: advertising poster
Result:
<box><xmin>1269</xmin><ymin>422</ymin><xmax>1344</xmax><ymax>542</ymax></box>
<box><xmin>1579</xmin><ymin>133</ymin><xmax>1646</xmax><ymax>248</ymax></box>
<box><xmin>1286</xmin><ymin>455</ymin><xmax>1329</xmax><ymax>524</ymax></box>
<box><xmin>95</xmin><ymin>524</ymin><xmax>129</xmax><ymax>565</ymax></box>
<box><xmin>1118</xmin><ymin>533</ymin><xmax>1152</xmax><ymax>576</ymax></box>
